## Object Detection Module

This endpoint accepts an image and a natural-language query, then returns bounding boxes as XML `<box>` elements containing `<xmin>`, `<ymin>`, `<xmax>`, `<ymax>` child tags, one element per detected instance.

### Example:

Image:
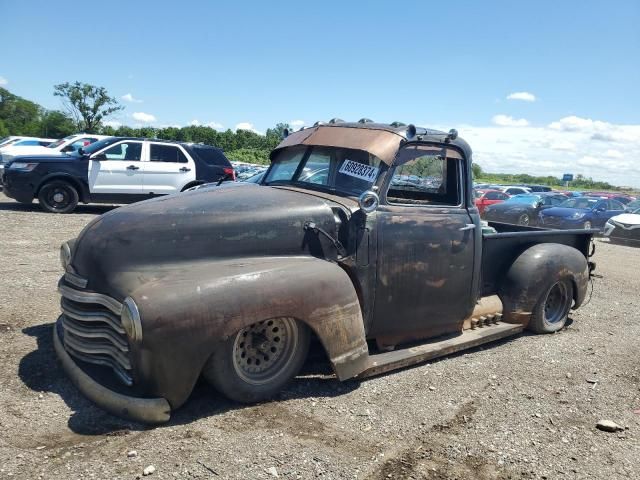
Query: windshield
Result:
<box><xmin>47</xmin><ymin>135</ymin><xmax>76</xmax><ymax>149</ymax></box>
<box><xmin>559</xmin><ymin>197</ymin><xmax>599</xmax><ymax>209</ymax></box>
<box><xmin>504</xmin><ymin>194</ymin><xmax>541</xmax><ymax>205</ymax></box>
<box><xmin>264</xmin><ymin>146</ymin><xmax>382</xmax><ymax>196</ymax></box>
<box><xmin>70</xmin><ymin>137</ymin><xmax>119</xmax><ymax>156</ymax></box>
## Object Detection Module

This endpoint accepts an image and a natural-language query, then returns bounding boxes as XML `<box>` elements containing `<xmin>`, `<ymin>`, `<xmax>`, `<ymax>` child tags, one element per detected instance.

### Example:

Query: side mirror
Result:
<box><xmin>358</xmin><ymin>190</ymin><xmax>380</xmax><ymax>214</ymax></box>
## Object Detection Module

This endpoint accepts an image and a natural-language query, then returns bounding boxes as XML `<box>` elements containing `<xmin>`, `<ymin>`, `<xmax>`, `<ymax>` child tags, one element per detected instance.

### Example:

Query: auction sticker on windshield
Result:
<box><xmin>339</xmin><ymin>160</ymin><xmax>379</xmax><ymax>182</ymax></box>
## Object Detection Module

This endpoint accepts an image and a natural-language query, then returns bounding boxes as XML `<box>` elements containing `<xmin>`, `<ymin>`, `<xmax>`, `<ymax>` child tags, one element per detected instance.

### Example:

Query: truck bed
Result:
<box><xmin>480</xmin><ymin>222</ymin><xmax>594</xmax><ymax>296</ymax></box>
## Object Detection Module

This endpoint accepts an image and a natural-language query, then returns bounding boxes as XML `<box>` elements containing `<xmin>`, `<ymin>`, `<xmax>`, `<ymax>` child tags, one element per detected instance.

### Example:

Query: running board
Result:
<box><xmin>358</xmin><ymin>322</ymin><xmax>523</xmax><ymax>378</ymax></box>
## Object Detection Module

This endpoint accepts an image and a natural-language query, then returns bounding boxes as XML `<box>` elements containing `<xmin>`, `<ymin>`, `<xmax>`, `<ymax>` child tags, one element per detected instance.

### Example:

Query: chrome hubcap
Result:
<box><xmin>232</xmin><ymin>318</ymin><xmax>298</xmax><ymax>385</ymax></box>
<box><xmin>53</xmin><ymin>193</ymin><xmax>65</xmax><ymax>203</ymax></box>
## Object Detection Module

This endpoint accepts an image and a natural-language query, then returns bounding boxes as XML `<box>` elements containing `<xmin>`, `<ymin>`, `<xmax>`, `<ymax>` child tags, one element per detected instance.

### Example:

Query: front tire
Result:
<box><xmin>527</xmin><ymin>278</ymin><xmax>574</xmax><ymax>333</ymax></box>
<box><xmin>203</xmin><ymin>318</ymin><xmax>310</xmax><ymax>403</ymax></box>
<box><xmin>38</xmin><ymin>180</ymin><xmax>79</xmax><ymax>213</ymax></box>
<box><xmin>518</xmin><ymin>213</ymin><xmax>530</xmax><ymax>226</ymax></box>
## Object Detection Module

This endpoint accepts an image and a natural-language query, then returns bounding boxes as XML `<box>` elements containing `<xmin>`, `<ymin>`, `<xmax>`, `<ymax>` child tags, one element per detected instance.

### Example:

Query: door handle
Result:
<box><xmin>179</xmin><ymin>167</ymin><xmax>191</xmax><ymax>172</ymax></box>
<box><xmin>126</xmin><ymin>165</ymin><xmax>139</xmax><ymax>170</ymax></box>
<box><xmin>459</xmin><ymin>224</ymin><xmax>476</xmax><ymax>231</ymax></box>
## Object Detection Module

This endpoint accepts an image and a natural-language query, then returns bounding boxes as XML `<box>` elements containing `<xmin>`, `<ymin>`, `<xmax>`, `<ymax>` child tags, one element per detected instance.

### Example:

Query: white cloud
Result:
<box><xmin>235</xmin><ymin>122</ymin><xmax>263</xmax><ymax>134</ymax></box>
<box><xmin>0</xmin><ymin>76</ymin><xmax>7</xmax><ymax>86</ymax></box>
<box><xmin>492</xmin><ymin>114</ymin><xmax>530</xmax><ymax>127</ymax></box>
<box><xmin>132</xmin><ymin>112</ymin><xmax>156</xmax><ymax>123</ymax></box>
<box><xmin>190</xmin><ymin>119</ymin><xmax>224</xmax><ymax>130</ymax></box>
<box><xmin>449</xmin><ymin>116</ymin><xmax>640</xmax><ymax>187</ymax></box>
<box><xmin>103</xmin><ymin>120</ymin><xmax>122</xmax><ymax>129</ymax></box>
<box><xmin>507</xmin><ymin>91</ymin><xmax>536</xmax><ymax>102</ymax></box>
<box><xmin>121</xmin><ymin>93</ymin><xmax>142</xmax><ymax>103</ymax></box>
<box><xmin>290</xmin><ymin>119</ymin><xmax>306</xmax><ymax>130</ymax></box>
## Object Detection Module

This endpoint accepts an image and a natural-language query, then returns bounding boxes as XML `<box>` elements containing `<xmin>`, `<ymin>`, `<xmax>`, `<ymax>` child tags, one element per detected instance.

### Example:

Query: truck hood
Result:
<box><xmin>70</xmin><ymin>184</ymin><xmax>348</xmax><ymax>296</ymax></box>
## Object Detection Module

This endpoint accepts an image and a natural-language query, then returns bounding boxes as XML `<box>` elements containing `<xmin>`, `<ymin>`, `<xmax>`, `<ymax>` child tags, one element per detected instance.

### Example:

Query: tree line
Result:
<box><xmin>0</xmin><ymin>81</ymin><xmax>625</xmax><ymax>189</ymax></box>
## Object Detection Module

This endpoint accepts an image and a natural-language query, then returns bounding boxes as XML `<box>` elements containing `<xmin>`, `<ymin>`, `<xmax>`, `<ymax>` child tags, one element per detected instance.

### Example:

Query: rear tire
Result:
<box><xmin>38</xmin><ymin>180</ymin><xmax>79</xmax><ymax>213</ymax></box>
<box><xmin>527</xmin><ymin>278</ymin><xmax>574</xmax><ymax>333</ymax></box>
<box><xmin>203</xmin><ymin>318</ymin><xmax>310</xmax><ymax>403</ymax></box>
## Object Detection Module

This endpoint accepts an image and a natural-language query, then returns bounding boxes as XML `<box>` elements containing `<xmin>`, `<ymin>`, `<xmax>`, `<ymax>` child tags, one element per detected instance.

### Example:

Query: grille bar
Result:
<box><xmin>58</xmin><ymin>281</ymin><xmax>133</xmax><ymax>386</ymax></box>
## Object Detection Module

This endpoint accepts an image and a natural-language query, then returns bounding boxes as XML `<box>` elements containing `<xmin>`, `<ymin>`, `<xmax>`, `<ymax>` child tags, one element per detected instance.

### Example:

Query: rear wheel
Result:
<box><xmin>518</xmin><ymin>213</ymin><xmax>530</xmax><ymax>226</ymax></box>
<box><xmin>38</xmin><ymin>180</ymin><xmax>79</xmax><ymax>213</ymax></box>
<box><xmin>203</xmin><ymin>318</ymin><xmax>310</xmax><ymax>403</ymax></box>
<box><xmin>528</xmin><ymin>278</ymin><xmax>574</xmax><ymax>333</ymax></box>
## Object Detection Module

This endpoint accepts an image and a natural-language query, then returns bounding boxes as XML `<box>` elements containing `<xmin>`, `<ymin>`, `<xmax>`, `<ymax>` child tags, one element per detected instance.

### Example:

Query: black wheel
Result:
<box><xmin>527</xmin><ymin>278</ymin><xmax>574</xmax><ymax>333</ymax></box>
<box><xmin>518</xmin><ymin>213</ymin><xmax>530</xmax><ymax>226</ymax></box>
<box><xmin>203</xmin><ymin>318</ymin><xmax>310</xmax><ymax>403</ymax></box>
<box><xmin>38</xmin><ymin>181</ymin><xmax>79</xmax><ymax>213</ymax></box>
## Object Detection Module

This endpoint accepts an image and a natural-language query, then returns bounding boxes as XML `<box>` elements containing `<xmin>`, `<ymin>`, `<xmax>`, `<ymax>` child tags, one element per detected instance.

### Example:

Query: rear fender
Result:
<box><xmin>128</xmin><ymin>256</ymin><xmax>368</xmax><ymax>408</ymax></box>
<box><xmin>499</xmin><ymin>243</ymin><xmax>589</xmax><ymax>327</ymax></box>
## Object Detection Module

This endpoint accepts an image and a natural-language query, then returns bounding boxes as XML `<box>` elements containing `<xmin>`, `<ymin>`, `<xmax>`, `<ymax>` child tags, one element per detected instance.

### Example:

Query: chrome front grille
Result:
<box><xmin>58</xmin><ymin>282</ymin><xmax>133</xmax><ymax>386</ymax></box>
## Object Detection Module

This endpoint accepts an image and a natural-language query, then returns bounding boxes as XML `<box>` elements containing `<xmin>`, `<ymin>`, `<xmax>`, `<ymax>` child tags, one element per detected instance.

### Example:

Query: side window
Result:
<box><xmin>387</xmin><ymin>145</ymin><xmax>460</xmax><ymax>206</ymax></box>
<box><xmin>499</xmin><ymin>193</ymin><xmax>510</xmax><ymax>200</ymax></box>
<box><xmin>101</xmin><ymin>142</ymin><xmax>142</xmax><ymax>161</ymax></box>
<box><xmin>485</xmin><ymin>192</ymin><xmax>500</xmax><ymax>200</ymax></box>
<box><xmin>149</xmin><ymin>144</ymin><xmax>188</xmax><ymax>163</ymax></box>
<box><xmin>609</xmin><ymin>200</ymin><xmax>625</xmax><ymax>210</ymax></box>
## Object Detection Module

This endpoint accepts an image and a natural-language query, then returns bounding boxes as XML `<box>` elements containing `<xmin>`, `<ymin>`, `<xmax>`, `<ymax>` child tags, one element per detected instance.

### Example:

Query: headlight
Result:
<box><xmin>121</xmin><ymin>297</ymin><xmax>143</xmax><ymax>342</ymax></box>
<box><xmin>9</xmin><ymin>162</ymin><xmax>38</xmax><ymax>171</ymax></box>
<box><xmin>571</xmin><ymin>212</ymin><xmax>586</xmax><ymax>219</ymax></box>
<box><xmin>59</xmin><ymin>242</ymin><xmax>72</xmax><ymax>271</ymax></box>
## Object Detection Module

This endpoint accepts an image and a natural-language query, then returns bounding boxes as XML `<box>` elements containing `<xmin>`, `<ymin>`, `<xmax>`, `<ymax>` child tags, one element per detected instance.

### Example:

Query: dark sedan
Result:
<box><xmin>483</xmin><ymin>193</ymin><xmax>568</xmax><ymax>226</ymax></box>
<box><xmin>538</xmin><ymin>197</ymin><xmax>626</xmax><ymax>231</ymax></box>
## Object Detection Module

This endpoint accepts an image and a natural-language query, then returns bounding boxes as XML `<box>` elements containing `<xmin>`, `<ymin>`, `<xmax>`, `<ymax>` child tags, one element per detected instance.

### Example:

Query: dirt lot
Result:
<box><xmin>0</xmin><ymin>191</ymin><xmax>638</xmax><ymax>480</ymax></box>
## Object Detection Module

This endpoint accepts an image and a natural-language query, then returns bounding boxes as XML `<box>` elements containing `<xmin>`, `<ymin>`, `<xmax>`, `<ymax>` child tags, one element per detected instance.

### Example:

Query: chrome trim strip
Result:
<box><xmin>58</xmin><ymin>282</ymin><xmax>123</xmax><ymax>315</ymax></box>
<box><xmin>63</xmin><ymin>331</ymin><xmax>132</xmax><ymax>370</ymax></box>
<box><xmin>61</xmin><ymin>315</ymin><xmax>129</xmax><ymax>352</ymax></box>
<box><xmin>64</xmin><ymin>270</ymin><xmax>88</xmax><ymax>289</ymax></box>
<box><xmin>61</xmin><ymin>298</ymin><xmax>125</xmax><ymax>335</ymax></box>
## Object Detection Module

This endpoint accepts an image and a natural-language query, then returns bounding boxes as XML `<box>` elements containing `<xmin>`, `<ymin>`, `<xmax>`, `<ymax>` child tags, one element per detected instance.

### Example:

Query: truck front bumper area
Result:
<box><xmin>53</xmin><ymin>318</ymin><xmax>171</xmax><ymax>424</ymax></box>
<box><xmin>1</xmin><ymin>170</ymin><xmax>36</xmax><ymax>203</ymax></box>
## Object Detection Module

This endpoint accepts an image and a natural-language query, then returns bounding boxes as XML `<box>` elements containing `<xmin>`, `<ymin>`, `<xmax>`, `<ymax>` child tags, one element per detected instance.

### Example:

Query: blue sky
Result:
<box><xmin>1</xmin><ymin>0</ymin><xmax>639</xmax><ymax>185</ymax></box>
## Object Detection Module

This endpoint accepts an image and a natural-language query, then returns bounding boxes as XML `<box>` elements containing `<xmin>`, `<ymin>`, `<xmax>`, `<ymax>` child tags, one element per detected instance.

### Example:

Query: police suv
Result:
<box><xmin>1</xmin><ymin>137</ymin><xmax>235</xmax><ymax>213</ymax></box>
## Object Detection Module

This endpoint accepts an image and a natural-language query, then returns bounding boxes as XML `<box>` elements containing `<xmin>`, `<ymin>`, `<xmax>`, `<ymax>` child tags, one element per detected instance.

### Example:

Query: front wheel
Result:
<box><xmin>203</xmin><ymin>317</ymin><xmax>310</xmax><ymax>403</ymax></box>
<box><xmin>527</xmin><ymin>278</ymin><xmax>574</xmax><ymax>333</ymax></box>
<box><xmin>518</xmin><ymin>213</ymin><xmax>530</xmax><ymax>226</ymax></box>
<box><xmin>38</xmin><ymin>180</ymin><xmax>79</xmax><ymax>213</ymax></box>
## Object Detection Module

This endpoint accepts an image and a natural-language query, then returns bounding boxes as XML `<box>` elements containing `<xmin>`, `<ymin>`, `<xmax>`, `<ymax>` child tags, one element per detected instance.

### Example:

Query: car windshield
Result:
<box><xmin>264</xmin><ymin>146</ymin><xmax>383</xmax><ymax>196</ymax></box>
<box><xmin>70</xmin><ymin>137</ymin><xmax>119</xmax><ymax>156</ymax></box>
<box><xmin>559</xmin><ymin>197</ymin><xmax>599</xmax><ymax>209</ymax></box>
<box><xmin>47</xmin><ymin>135</ymin><xmax>77</xmax><ymax>149</ymax></box>
<box><xmin>504</xmin><ymin>194</ymin><xmax>541</xmax><ymax>205</ymax></box>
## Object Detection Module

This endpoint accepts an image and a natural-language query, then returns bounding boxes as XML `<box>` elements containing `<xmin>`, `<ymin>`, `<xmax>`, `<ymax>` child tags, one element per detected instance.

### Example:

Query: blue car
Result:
<box><xmin>539</xmin><ymin>197</ymin><xmax>627</xmax><ymax>231</ymax></box>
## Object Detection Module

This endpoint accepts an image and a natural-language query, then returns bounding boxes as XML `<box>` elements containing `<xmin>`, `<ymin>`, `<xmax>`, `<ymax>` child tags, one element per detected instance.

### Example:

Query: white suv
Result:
<box><xmin>0</xmin><ymin>133</ymin><xmax>108</xmax><ymax>166</ymax></box>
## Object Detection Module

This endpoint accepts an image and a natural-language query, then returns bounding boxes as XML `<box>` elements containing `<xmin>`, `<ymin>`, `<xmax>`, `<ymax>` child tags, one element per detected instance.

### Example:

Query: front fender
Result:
<box><xmin>127</xmin><ymin>256</ymin><xmax>368</xmax><ymax>408</ymax></box>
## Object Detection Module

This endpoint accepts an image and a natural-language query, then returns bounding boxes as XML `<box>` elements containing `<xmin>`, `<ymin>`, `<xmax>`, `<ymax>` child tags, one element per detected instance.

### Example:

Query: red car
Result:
<box><xmin>474</xmin><ymin>189</ymin><xmax>510</xmax><ymax>215</ymax></box>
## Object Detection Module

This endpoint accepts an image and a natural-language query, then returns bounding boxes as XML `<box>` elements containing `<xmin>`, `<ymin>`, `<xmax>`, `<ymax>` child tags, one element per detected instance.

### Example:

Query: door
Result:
<box><xmin>88</xmin><ymin>140</ymin><xmax>144</xmax><ymax>194</ymax></box>
<box><xmin>371</xmin><ymin>144</ymin><xmax>476</xmax><ymax>346</ymax></box>
<box><xmin>595</xmin><ymin>199</ymin><xmax>626</xmax><ymax>227</ymax></box>
<box><xmin>142</xmin><ymin>142</ymin><xmax>196</xmax><ymax>194</ymax></box>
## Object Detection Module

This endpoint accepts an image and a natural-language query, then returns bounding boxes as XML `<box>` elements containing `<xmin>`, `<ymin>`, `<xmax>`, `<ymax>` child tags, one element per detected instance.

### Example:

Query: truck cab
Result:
<box><xmin>52</xmin><ymin>120</ymin><xmax>594</xmax><ymax>423</ymax></box>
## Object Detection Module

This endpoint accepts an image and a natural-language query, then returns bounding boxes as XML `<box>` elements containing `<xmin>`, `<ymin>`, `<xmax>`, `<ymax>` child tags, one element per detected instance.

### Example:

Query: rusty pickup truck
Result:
<box><xmin>53</xmin><ymin>120</ymin><xmax>595</xmax><ymax>423</ymax></box>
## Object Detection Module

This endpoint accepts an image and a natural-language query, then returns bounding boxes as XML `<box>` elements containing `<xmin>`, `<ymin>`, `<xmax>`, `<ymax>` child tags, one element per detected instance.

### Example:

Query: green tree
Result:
<box><xmin>0</xmin><ymin>87</ymin><xmax>42</xmax><ymax>135</ymax></box>
<box><xmin>40</xmin><ymin>110</ymin><xmax>75</xmax><ymax>138</ymax></box>
<box><xmin>471</xmin><ymin>163</ymin><xmax>483</xmax><ymax>179</ymax></box>
<box><xmin>53</xmin><ymin>81</ymin><xmax>124</xmax><ymax>133</ymax></box>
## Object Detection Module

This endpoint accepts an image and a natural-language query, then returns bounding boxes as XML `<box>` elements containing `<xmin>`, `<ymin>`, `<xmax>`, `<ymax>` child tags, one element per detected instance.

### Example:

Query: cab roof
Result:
<box><xmin>271</xmin><ymin>121</ymin><xmax>472</xmax><ymax>165</ymax></box>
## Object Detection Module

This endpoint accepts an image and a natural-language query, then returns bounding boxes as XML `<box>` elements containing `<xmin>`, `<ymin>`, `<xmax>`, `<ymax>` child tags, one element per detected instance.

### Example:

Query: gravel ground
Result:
<box><xmin>0</xmin><ymin>191</ymin><xmax>638</xmax><ymax>480</ymax></box>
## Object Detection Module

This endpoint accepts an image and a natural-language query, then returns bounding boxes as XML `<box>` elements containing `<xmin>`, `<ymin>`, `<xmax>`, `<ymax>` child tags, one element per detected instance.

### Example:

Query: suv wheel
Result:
<box><xmin>38</xmin><ymin>180</ymin><xmax>79</xmax><ymax>213</ymax></box>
